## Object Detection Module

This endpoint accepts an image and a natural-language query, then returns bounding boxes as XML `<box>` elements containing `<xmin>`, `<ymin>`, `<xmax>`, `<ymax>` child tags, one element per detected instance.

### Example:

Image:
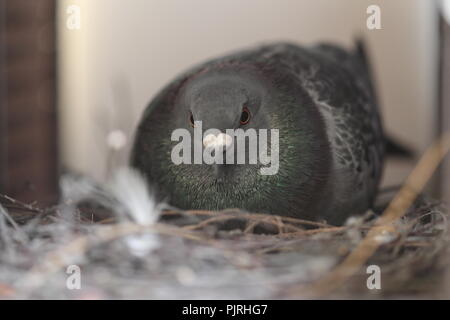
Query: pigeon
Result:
<box><xmin>131</xmin><ymin>42</ymin><xmax>384</xmax><ymax>225</ymax></box>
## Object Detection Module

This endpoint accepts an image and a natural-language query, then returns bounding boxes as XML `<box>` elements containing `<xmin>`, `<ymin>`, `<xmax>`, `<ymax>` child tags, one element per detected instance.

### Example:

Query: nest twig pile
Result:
<box><xmin>0</xmin><ymin>189</ymin><xmax>448</xmax><ymax>299</ymax></box>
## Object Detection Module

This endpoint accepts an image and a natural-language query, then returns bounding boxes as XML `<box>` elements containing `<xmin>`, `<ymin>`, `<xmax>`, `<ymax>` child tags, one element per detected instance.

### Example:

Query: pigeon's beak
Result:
<box><xmin>203</xmin><ymin>133</ymin><xmax>233</xmax><ymax>179</ymax></box>
<box><xmin>202</xmin><ymin>133</ymin><xmax>233</xmax><ymax>151</ymax></box>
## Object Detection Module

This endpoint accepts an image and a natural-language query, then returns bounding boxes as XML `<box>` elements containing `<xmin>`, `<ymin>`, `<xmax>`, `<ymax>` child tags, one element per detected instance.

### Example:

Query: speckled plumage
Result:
<box><xmin>131</xmin><ymin>42</ymin><xmax>384</xmax><ymax>225</ymax></box>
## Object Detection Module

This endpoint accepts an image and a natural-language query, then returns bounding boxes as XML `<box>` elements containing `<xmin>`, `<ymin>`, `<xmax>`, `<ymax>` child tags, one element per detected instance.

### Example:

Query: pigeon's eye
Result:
<box><xmin>189</xmin><ymin>112</ymin><xmax>195</xmax><ymax>127</ymax></box>
<box><xmin>240</xmin><ymin>107</ymin><xmax>251</xmax><ymax>125</ymax></box>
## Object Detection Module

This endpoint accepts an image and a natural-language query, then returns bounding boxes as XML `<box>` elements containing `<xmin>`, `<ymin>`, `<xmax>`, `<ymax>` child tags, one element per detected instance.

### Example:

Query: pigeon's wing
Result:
<box><xmin>255</xmin><ymin>42</ymin><xmax>385</xmax><ymax>210</ymax></box>
<box><xmin>308</xmin><ymin>41</ymin><xmax>384</xmax><ymax>176</ymax></box>
<box><xmin>312</xmin><ymin>40</ymin><xmax>379</xmax><ymax>109</ymax></box>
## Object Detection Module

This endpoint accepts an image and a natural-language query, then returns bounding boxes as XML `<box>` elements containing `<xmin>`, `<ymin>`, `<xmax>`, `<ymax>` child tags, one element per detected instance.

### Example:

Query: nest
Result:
<box><xmin>0</xmin><ymin>187</ymin><xmax>449</xmax><ymax>299</ymax></box>
<box><xmin>0</xmin><ymin>134</ymin><xmax>449</xmax><ymax>299</ymax></box>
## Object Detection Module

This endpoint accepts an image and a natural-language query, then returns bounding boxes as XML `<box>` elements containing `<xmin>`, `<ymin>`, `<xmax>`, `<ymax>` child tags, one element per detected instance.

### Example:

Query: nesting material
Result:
<box><xmin>0</xmin><ymin>180</ymin><xmax>448</xmax><ymax>299</ymax></box>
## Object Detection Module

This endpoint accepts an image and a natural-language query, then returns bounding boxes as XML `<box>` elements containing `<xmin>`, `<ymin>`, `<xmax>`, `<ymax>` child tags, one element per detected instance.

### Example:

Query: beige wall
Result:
<box><xmin>58</xmin><ymin>0</ymin><xmax>438</xmax><ymax>182</ymax></box>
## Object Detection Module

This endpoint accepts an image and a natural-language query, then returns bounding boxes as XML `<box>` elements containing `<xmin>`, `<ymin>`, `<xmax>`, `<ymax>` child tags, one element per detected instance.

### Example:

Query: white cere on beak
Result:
<box><xmin>203</xmin><ymin>133</ymin><xmax>233</xmax><ymax>150</ymax></box>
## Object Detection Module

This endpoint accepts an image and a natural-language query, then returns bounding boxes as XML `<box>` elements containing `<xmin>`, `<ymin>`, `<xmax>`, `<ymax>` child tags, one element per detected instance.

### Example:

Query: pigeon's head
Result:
<box><xmin>132</xmin><ymin>63</ymin><xmax>332</xmax><ymax>218</ymax></box>
<box><xmin>176</xmin><ymin>66</ymin><xmax>283</xmax><ymax>181</ymax></box>
<box><xmin>182</xmin><ymin>68</ymin><xmax>267</xmax><ymax>133</ymax></box>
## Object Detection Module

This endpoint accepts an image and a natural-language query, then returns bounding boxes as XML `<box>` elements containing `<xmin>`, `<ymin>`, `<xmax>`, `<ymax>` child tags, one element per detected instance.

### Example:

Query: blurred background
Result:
<box><xmin>0</xmin><ymin>0</ymin><xmax>449</xmax><ymax>205</ymax></box>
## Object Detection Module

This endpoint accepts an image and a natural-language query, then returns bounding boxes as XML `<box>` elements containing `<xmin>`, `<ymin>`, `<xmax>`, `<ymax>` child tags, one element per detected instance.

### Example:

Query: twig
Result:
<box><xmin>276</xmin><ymin>226</ymin><xmax>348</xmax><ymax>238</ymax></box>
<box><xmin>182</xmin><ymin>213</ymin><xmax>304</xmax><ymax>233</ymax></box>
<box><xmin>163</xmin><ymin>209</ymin><xmax>333</xmax><ymax>228</ymax></box>
<box><xmin>0</xmin><ymin>194</ymin><xmax>43</xmax><ymax>213</ymax></box>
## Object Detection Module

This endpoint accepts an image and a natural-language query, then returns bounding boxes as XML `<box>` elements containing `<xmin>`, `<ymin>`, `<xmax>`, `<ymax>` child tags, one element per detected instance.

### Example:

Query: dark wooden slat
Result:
<box><xmin>0</xmin><ymin>0</ymin><xmax>58</xmax><ymax>205</ymax></box>
<box><xmin>0</xmin><ymin>0</ymin><xmax>8</xmax><ymax>193</ymax></box>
